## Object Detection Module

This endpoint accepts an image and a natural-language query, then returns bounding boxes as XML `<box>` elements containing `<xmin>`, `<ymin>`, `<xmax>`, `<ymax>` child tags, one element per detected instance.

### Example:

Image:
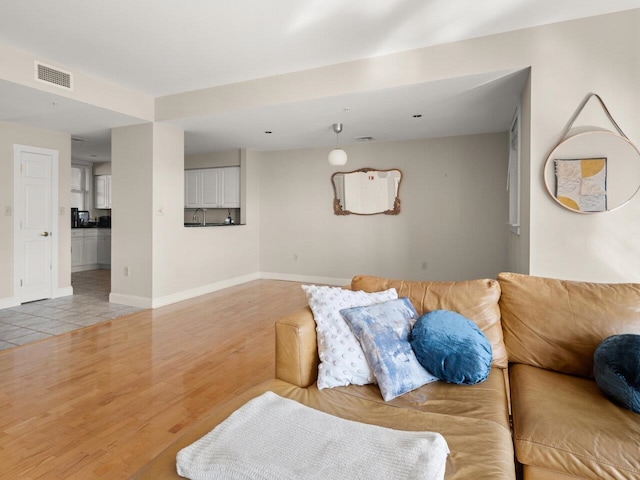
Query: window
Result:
<box><xmin>71</xmin><ymin>164</ymin><xmax>91</xmax><ymax>210</ymax></box>
<box><xmin>507</xmin><ymin>105</ymin><xmax>521</xmax><ymax>235</ymax></box>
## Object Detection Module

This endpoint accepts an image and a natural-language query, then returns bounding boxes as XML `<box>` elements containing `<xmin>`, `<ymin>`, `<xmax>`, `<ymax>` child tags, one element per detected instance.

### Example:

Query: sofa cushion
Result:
<box><xmin>351</xmin><ymin>275</ymin><xmax>507</xmax><ymax>368</ymax></box>
<box><xmin>134</xmin><ymin>378</ymin><xmax>516</xmax><ymax>480</ymax></box>
<box><xmin>340</xmin><ymin>298</ymin><xmax>438</xmax><ymax>401</ymax></box>
<box><xmin>411</xmin><ymin>310</ymin><xmax>492</xmax><ymax>385</ymax></box>
<box><xmin>510</xmin><ymin>364</ymin><xmax>640</xmax><ymax>479</ymax></box>
<box><xmin>499</xmin><ymin>272</ymin><xmax>640</xmax><ymax>378</ymax></box>
<box><xmin>594</xmin><ymin>334</ymin><xmax>640</xmax><ymax>414</ymax></box>
<box><xmin>301</xmin><ymin>284</ymin><xmax>398</xmax><ymax>389</ymax></box>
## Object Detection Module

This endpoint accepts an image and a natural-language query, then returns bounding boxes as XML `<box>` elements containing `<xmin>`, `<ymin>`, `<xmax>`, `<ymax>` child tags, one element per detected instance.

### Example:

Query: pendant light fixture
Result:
<box><xmin>328</xmin><ymin>123</ymin><xmax>348</xmax><ymax>166</ymax></box>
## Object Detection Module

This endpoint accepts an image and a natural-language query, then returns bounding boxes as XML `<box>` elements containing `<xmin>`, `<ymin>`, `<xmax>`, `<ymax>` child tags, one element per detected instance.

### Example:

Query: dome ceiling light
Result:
<box><xmin>328</xmin><ymin>123</ymin><xmax>347</xmax><ymax>166</ymax></box>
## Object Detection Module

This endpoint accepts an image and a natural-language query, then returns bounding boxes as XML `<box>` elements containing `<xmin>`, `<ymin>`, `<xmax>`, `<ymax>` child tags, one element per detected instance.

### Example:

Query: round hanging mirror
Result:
<box><xmin>543</xmin><ymin>130</ymin><xmax>640</xmax><ymax>214</ymax></box>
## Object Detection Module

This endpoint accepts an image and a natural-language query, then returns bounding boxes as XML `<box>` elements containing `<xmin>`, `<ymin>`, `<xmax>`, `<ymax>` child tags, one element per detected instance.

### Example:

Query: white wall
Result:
<box><xmin>0</xmin><ymin>42</ymin><xmax>153</xmax><ymax>121</ymax></box>
<box><xmin>149</xmin><ymin>147</ymin><xmax>261</xmax><ymax>307</ymax></box>
<box><xmin>507</xmin><ymin>75</ymin><xmax>531</xmax><ymax>275</ymax></box>
<box><xmin>259</xmin><ymin>133</ymin><xmax>509</xmax><ymax>284</ymax></box>
<box><xmin>111</xmin><ymin>123</ymin><xmax>154</xmax><ymax>304</ymax></box>
<box><xmin>4</xmin><ymin>9</ymin><xmax>639</xmax><ymax>311</ymax></box>
<box><xmin>185</xmin><ymin>150</ymin><xmax>240</xmax><ymax>169</ymax></box>
<box><xmin>0</xmin><ymin>121</ymin><xmax>71</xmax><ymax>305</ymax></box>
<box><xmin>525</xmin><ymin>14</ymin><xmax>640</xmax><ymax>282</ymax></box>
<box><xmin>158</xmin><ymin>9</ymin><xmax>640</xmax><ymax>283</ymax></box>
<box><xmin>111</xmin><ymin>123</ymin><xmax>261</xmax><ymax>308</ymax></box>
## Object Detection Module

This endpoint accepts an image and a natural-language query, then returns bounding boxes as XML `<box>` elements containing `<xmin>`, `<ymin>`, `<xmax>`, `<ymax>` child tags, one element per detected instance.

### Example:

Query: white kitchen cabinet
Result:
<box><xmin>184</xmin><ymin>170</ymin><xmax>200</xmax><ymax>208</ymax></box>
<box><xmin>201</xmin><ymin>169</ymin><xmax>221</xmax><ymax>208</ymax></box>
<box><xmin>71</xmin><ymin>231</ymin><xmax>84</xmax><ymax>267</ymax></box>
<box><xmin>84</xmin><ymin>232</ymin><xmax>98</xmax><ymax>265</ymax></box>
<box><xmin>95</xmin><ymin>175</ymin><xmax>112</xmax><ymax>209</ymax></box>
<box><xmin>71</xmin><ymin>228</ymin><xmax>108</xmax><ymax>272</ymax></box>
<box><xmin>220</xmin><ymin>166</ymin><xmax>240</xmax><ymax>208</ymax></box>
<box><xmin>184</xmin><ymin>167</ymin><xmax>240</xmax><ymax>208</ymax></box>
<box><xmin>97</xmin><ymin>229</ymin><xmax>111</xmax><ymax>267</ymax></box>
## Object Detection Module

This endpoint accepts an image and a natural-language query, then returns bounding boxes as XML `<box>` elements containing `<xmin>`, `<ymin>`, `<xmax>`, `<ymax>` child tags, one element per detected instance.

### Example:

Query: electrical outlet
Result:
<box><xmin>156</xmin><ymin>206</ymin><xmax>164</xmax><ymax>216</ymax></box>
<box><xmin>124</xmin><ymin>266</ymin><xmax>131</xmax><ymax>277</ymax></box>
<box><xmin>421</xmin><ymin>261</ymin><xmax>428</xmax><ymax>270</ymax></box>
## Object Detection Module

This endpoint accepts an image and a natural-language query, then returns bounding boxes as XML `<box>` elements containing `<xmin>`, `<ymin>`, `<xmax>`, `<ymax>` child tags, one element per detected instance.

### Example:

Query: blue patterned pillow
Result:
<box><xmin>594</xmin><ymin>334</ymin><xmax>640</xmax><ymax>414</ymax></box>
<box><xmin>411</xmin><ymin>310</ymin><xmax>492</xmax><ymax>385</ymax></box>
<box><xmin>340</xmin><ymin>298</ymin><xmax>438</xmax><ymax>401</ymax></box>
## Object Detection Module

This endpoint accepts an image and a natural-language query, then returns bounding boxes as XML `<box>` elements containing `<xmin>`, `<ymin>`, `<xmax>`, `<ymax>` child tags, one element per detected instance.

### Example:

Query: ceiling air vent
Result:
<box><xmin>35</xmin><ymin>62</ymin><xmax>73</xmax><ymax>90</ymax></box>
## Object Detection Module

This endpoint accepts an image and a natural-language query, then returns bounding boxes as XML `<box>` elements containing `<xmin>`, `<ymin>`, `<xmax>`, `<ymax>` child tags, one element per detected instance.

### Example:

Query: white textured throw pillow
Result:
<box><xmin>302</xmin><ymin>285</ymin><xmax>398</xmax><ymax>389</ymax></box>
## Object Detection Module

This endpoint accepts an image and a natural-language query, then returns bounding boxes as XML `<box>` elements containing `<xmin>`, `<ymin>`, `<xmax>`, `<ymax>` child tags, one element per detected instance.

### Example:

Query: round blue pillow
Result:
<box><xmin>594</xmin><ymin>334</ymin><xmax>640</xmax><ymax>414</ymax></box>
<box><xmin>410</xmin><ymin>310</ymin><xmax>492</xmax><ymax>385</ymax></box>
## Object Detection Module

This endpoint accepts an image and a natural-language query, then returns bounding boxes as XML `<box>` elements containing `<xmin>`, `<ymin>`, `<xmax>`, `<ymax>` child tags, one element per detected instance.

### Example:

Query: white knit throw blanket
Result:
<box><xmin>176</xmin><ymin>391</ymin><xmax>449</xmax><ymax>480</ymax></box>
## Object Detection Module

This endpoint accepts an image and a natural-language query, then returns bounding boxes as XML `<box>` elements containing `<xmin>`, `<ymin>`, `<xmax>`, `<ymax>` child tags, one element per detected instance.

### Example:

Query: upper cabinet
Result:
<box><xmin>184</xmin><ymin>170</ymin><xmax>201</xmax><ymax>208</ymax></box>
<box><xmin>95</xmin><ymin>175</ymin><xmax>112</xmax><ymax>209</ymax></box>
<box><xmin>184</xmin><ymin>166</ymin><xmax>240</xmax><ymax>208</ymax></box>
<box><xmin>220</xmin><ymin>166</ymin><xmax>240</xmax><ymax>207</ymax></box>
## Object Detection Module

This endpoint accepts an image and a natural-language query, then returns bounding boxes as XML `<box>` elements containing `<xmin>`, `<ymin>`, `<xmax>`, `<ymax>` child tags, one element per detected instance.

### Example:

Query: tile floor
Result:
<box><xmin>0</xmin><ymin>269</ymin><xmax>142</xmax><ymax>351</ymax></box>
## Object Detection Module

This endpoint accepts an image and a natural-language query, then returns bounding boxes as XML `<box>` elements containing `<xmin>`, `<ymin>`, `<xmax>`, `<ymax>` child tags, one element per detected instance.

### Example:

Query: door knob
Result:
<box><xmin>40</xmin><ymin>232</ymin><xmax>49</xmax><ymax>237</ymax></box>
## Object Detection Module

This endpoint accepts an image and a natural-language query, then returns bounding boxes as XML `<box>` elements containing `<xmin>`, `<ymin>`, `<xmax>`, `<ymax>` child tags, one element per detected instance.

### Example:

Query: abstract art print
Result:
<box><xmin>554</xmin><ymin>157</ymin><xmax>607</xmax><ymax>212</ymax></box>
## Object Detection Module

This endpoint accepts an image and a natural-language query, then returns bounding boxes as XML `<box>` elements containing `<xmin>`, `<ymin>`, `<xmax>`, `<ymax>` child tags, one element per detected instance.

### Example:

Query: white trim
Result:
<box><xmin>0</xmin><ymin>297</ymin><xmax>20</xmax><ymax>310</ymax></box>
<box><xmin>109</xmin><ymin>272</ymin><xmax>350</xmax><ymax>310</ymax></box>
<box><xmin>72</xmin><ymin>263</ymin><xmax>106</xmax><ymax>273</ymax></box>
<box><xmin>109</xmin><ymin>293</ymin><xmax>152</xmax><ymax>309</ymax></box>
<box><xmin>13</xmin><ymin>144</ymin><xmax>60</xmax><ymax>304</ymax></box>
<box><xmin>507</xmin><ymin>104</ymin><xmax>521</xmax><ymax>235</ymax></box>
<box><xmin>52</xmin><ymin>286</ymin><xmax>73</xmax><ymax>299</ymax></box>
<box><xmin>150</xmin><ymin>272</ymin><xmax>261</xmax><ymax>309</ymax></box>
<box><xmin>260</xmin><ymin>272</ymin><xmax>350</xmax><ymax>287</ymax></box>
<box><xmin>71</xmin><ymin>162</ymin><xmax>93</xmax><ymax>211</ymax></box>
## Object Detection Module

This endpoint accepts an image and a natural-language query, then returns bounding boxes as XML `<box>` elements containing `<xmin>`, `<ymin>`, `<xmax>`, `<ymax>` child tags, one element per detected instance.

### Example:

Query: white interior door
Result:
<box><xmin>14</xmin><ymin>145</ymin><xmax>58</xmax><ymax>304</ymax></box>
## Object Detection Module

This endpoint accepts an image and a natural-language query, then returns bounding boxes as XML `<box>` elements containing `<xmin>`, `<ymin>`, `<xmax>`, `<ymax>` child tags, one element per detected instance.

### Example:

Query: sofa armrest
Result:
<box><xmin>275</xmin><ymin>306</ymin><xmax>319</xmax><ymax>388</ymax></box>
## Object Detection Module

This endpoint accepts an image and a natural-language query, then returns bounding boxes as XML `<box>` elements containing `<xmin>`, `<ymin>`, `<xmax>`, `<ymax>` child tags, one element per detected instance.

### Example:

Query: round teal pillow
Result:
<box><xmin>594</xmin><ymin>334</ymin><xmax>640</xmax><ymax>414</ymax></box>
<box><xmin>410</xmin><ymin>310</ymin><xmax>492</xmax><ymax>385</ymax></box>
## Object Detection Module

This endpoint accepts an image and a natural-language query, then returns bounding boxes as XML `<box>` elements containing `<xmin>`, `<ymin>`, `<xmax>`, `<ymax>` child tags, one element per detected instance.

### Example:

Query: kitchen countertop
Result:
<box><xmin>184</xmin><ymin>223</ymin><xmax>244</xmax><ymax>227</ymax></box>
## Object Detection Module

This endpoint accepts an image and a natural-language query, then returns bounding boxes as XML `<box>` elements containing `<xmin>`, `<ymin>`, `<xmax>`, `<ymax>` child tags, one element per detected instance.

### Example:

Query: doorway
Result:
<box><xmin>13</xmin><ymin>144</ymin><xmax>59</xmax><ymax>304</ymax></box>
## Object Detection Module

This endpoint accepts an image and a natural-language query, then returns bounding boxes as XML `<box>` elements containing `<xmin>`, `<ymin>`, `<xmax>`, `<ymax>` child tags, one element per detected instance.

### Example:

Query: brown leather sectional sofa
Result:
<box><xmin>135</xmin><ymin>273</ymin><xmax>640</xmax><ymax>480</ymax></box>
<box><xmin>499</xmin><ymin>272</ymin><xmax>640</xmax><ymax>479</ymax></box>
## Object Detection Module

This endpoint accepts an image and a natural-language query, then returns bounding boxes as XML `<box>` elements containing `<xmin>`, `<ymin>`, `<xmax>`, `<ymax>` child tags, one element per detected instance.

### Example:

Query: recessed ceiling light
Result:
<box><xmin>413</xmin><ymin>114</ymin><xmax>422</xmax><ymax>118</ymax></box>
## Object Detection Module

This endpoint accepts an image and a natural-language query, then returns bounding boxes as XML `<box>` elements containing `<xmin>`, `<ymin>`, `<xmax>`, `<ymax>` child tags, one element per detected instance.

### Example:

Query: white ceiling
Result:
<box><xmin>0</xmin><ymin>1</ymin><xmax>638</xmax><ymax>160</ymax></box>
<box><xmin>176</xmin><ymin>68</ymin><xmax>530</xmax><ymax>153</ymax></box>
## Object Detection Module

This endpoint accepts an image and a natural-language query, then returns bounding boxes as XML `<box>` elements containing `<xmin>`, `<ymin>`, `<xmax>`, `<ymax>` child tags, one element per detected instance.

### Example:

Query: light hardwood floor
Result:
<box><xmin>0</xmin><ymin>279</ymin><xmax>308</xmax><ymax>480</ymax></box>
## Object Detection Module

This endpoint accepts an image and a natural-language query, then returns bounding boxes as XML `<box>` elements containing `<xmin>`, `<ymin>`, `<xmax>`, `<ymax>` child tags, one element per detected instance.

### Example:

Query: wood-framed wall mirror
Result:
<box><xmin>331</xmin><ymin>168</ymin><xmax>402</xmax><ymax>215</ymax></box>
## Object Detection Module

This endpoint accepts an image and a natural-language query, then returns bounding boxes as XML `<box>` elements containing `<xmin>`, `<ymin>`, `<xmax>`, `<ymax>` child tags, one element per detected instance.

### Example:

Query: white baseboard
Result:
<box><xmin>72</xmin><ymin>264</ymin><xmax>102</xmax><ymax>273</ymax></box>
<box><xmin>0</xmin><ymin>297</ymin><xmax>19</xmax><ymax>310</ymax></box>
<box><xmin>52</xmin><ymin>286</ymin><xmax>73</xmax><ymax>299</ymax></box>
<box><xmin>109</xmin><ymin>293</ymin><xmax>153</xmax><ymax>309</ymax></box>
<box><xmin>108</xmin><ymin>272</ymin><xmax>350</xmax><ymax>310</ymax></box>
<box><xmin>259</xmin><ymin>272</ymin><xmax>350</xmax><ymax>287</ymax></box>
<box><xmin>150</xmin><ymin>272</ymin><xmax>261</xmax><ymax>309</ymax></box>
<box><xmin>0</xmin><ymin>287</ymin><xmax>73</xmax><ymax>310</ymax></box>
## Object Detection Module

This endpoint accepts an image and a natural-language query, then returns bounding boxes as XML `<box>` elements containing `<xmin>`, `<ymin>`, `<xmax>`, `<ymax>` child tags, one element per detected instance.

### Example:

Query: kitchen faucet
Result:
<box><xmin>193</xmin><ymin>208</ymin><xmax>206</xmax><ymax>225</ymax></box>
